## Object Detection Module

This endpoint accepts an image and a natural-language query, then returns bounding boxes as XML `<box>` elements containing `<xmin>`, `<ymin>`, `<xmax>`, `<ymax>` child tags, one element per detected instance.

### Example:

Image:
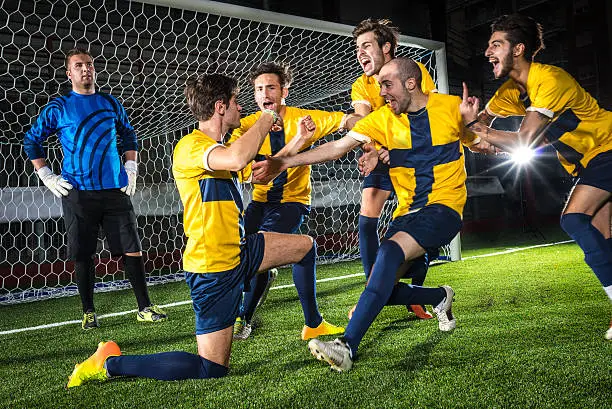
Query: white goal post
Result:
<box><xmin>0</xmin><ymin>0</ymin><xmax>458</xmax><ymax>304</ymax></box>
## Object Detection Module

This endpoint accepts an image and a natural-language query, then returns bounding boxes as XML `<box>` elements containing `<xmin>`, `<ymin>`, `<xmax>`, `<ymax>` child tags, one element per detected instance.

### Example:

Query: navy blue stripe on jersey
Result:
<box><xmin>390</xmin><ymin>108</ymin><xmax>461</xmax><ymax>209</ymax></box>
<box><xmin>544</xmin><ymin>109</ymin><xmax>583</xmax><ymax>172</ymax></box>
<box><xmin>199</xmin><ymin>177</ymin><xmax>244</xmax><ymax>210</ymax></box>
<box><xmin>519</xmin><ymin>92</ymin><xmax>531</xmax><ymax>108</ymax></box>
<box><xmin>267</xmin><ymin>130</ymin><xmax>287</xmax><ymax>202</ymax></box>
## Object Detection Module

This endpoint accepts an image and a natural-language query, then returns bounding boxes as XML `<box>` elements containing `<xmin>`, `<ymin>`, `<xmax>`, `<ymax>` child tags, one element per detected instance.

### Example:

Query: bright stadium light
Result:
<box><xmin>509</xmin><ymin>145</ymin><xmax>535</xmax><ymax>166</ymax></box>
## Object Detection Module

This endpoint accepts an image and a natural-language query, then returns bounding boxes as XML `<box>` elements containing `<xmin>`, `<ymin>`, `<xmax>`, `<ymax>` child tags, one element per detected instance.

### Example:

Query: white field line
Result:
<box><xmin>0</xmin><ymin>240</ymin><xmax>574</xmax><ymax>336</ymax></box>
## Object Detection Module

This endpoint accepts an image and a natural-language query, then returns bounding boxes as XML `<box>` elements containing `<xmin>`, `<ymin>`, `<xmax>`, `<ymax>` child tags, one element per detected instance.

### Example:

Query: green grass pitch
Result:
<box><xmin>0</xmin><ymin>228</ymin><xmax>610</xmax><ymax>408</ymax></box>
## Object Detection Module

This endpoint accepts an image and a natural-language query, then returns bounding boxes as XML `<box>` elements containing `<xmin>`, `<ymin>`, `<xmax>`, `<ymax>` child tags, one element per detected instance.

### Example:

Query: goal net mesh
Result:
<box><xmin>0</xmin><ymin>0</ymin><xmax>455</xmax><ymax>304</ymax></box>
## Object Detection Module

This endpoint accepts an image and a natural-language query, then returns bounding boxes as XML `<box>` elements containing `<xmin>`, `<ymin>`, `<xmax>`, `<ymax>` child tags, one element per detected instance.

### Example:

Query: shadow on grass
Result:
<box><xmin>393</xmin><ymin>331</ymin><xmax>448</xmax><ymax>372</ymax></box>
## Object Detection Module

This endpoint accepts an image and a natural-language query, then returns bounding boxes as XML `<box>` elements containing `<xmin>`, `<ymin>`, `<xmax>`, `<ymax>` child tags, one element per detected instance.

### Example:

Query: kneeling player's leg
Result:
<box><xmin>104</xmin><ymin>328</ymin><xmax>230</xmax><ymax>381</ymax></box>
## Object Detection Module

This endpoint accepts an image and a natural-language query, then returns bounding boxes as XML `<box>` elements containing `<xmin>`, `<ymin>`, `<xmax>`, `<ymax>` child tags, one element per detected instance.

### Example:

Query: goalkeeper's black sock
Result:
<box><xmin>123</xmin><ymin>255</ymin><xmax>152</xmax><ymax>311</ymax></box>
<box><xmin>75</xmin><ymin>260</ymin><xmax>96</xmax><ymax>313</ymax></box>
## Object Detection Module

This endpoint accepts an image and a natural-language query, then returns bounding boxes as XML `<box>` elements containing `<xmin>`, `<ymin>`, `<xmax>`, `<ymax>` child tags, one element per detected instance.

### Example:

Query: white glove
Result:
<box><xmin>37</xmin><ymin>166</ymin><xmax>73</xmax><ymax>198</ymax></box>
<box><xmin>121</xmin><ymin>160</ymin><xmax>138</xmax><ymax>196</ymax></box>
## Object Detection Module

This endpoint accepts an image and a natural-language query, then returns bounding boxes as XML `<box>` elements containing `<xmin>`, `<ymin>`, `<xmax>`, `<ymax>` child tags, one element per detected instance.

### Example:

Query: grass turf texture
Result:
<box><xmin>0</xmin><ymin>228</ymin><xmax>610</xmax><ymax>408</ymax></box>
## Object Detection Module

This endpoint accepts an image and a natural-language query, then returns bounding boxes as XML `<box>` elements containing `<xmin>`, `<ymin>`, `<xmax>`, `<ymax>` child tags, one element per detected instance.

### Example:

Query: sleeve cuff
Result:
<box><xmin>347</xmin><ymin>130</ymin><xmax>371</xmax><ymax>144</ymax></box>
<box><xmin>526</xmin><ymin>106</ymin><xmax>554</xmax><ymax>119</ymax></box>
<box><xmin>202</xmin><ymin>143</ymin><xmax>222</xmax><ymax>171</ymax></box>
<box><xmin>351</xmin><ymin>100</ymin><xmax>372</xmax><ymax>109</ymax></box>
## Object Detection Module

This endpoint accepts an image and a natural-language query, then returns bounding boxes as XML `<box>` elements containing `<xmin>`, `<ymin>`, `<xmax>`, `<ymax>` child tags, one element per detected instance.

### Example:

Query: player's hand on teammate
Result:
<box><xmin>252</xmin><ymin>155</ymin><xmax>287</xmax><ymax>184</ymax></box>
<box><xmin>37</xmin><ymin>166</ymin><xmax>73</xmax><ymax>198</ymax></box>
<box><xmin>358</xmin><ymin>143</ymin><xmax>379</xmax><ymax>176</ymax></box>
<box><xmin>263</xmin><ymin>103</ymin><xmax>284</xmax><ymax>132</ymax></box>
<box><xmin>468</xmin><ymin>139</ymin><xmax>500</xmax><ymax>155</ymax></box>
<box><xmin>121</xmin><ymin>160</ymin><xmax>138</xmax><ymax>196</ymax></box>
<box><xmin>460</xmin><ymin>82</ymin><xmax>480</xmax><ymax>125</ymax></box>
<box><xmin>297</xmin><ymin>115</ymin><xmax>316</xmax><ymax>141</ymax></box>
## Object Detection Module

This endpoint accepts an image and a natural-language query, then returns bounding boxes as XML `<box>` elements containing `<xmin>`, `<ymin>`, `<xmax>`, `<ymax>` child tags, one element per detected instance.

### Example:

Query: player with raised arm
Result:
<box><xmin>66</xmin><ymin>73</ymin><xmax>345</xmax><ymax>387</ymax></box>
<box><xmin>23</xmin><ymin>48</ymin><xmax>167</xmax><ymax>330</ymax></box>
<box><xmin>461</xmin><ymin>14</ymin><xmax>612</xmax><ymax>340</ymax></box>
<box><xmin>229</xmin><ymin>62</ymin><xmax>347</xmax><ymax>340</ymax></box>
<box><xmin>253</xmin><ymin>57</ymin><xmax>468</xmax><ymax>371</ymax></box>
<box><xmin>352</xmin><ymin>19</ymin><xmax>438</xmax><ymax>320</ymax></box>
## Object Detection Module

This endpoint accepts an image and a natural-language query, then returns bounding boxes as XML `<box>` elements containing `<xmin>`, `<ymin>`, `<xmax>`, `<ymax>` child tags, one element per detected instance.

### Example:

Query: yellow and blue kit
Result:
<box><xmin>348</xmin><ymin>92</ymin><xmax>468</xmax><ymax>219</ymax></box>
<box><xmin>172</xmin><ymin>129</ymin><xmax>252</xmax><ymax>274</ymax></box>
<box><xmin>229</xmin><ymin>107</ymin><xmax>344</xmax><ymax>205</ymax></box>
<box><xmin>486</xmin><ymin>62</ymin><xmax>612</xmax><ymax>176</ymax></box>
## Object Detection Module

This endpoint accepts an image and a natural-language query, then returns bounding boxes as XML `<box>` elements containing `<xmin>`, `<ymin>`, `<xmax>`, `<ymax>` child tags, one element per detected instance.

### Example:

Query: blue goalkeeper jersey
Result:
<box><xmin>23</xmin><ymin>91</ymin><xmax>138</xmax><ymax>190</ymax></box>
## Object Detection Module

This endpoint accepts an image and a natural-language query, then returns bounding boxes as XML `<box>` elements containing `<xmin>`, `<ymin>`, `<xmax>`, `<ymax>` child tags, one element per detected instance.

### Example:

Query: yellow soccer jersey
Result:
<box><xmin>348</xmin><ymin>93</ymin><xmax>468</xmax><ymax>218</ymax></box>
<box><xmin>486</xmin><ymin>62</ymin><xmax>612</xmax><ymax>175</ymax></box>
<box><xmin>351</xmin><ymin>61</ymin><xmax>436</xmax><ymax>111</ymax></box>
<box><xmin>172</xmin><ymin>129</ymin><xmax>250</xmax><ymax>274</ymax></box>
<box><xmin>229</xmin><ymin>107</ymin><xmax>344</xmax><ymax>205</ymax></box>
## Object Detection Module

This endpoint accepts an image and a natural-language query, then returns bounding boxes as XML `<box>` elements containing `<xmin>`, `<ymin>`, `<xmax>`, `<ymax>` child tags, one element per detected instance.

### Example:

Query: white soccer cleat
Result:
<box><xmin>433</xmin><ymin>285</ymin><xmax>456</xmax><ymax>332</ymax></box>
<box><xmin>233</xmin><ymin>318</ymin><xmax>252</xmax><ymax>340</ymax></box>
<box><xmin>605</xmin><ymin>319</ymin><xmax>612</xmax><ymax>341</ymax></box>
<box><xmin>308</xmin><ymin>338</ymin><xmax>353</xmax><ymax>372</ymax></box>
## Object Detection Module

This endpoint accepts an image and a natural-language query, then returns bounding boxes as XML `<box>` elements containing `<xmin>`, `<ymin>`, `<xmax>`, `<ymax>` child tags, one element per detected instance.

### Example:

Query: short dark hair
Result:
<box><xmin>64</xmin><ymin>48</ymin><xmax>93</xmax><ymax>69</ymax></box>
<box><xmin>491</xmin><ymin>14</ymin><xmax>545</xmax><ymax>61</ymax></box>
<box><xmin>184</xmin><ymin>74</ymin><xmax>239</xmax><ymax>121</ymax></box>
<box><xmin>249</xmin><ymin>61</ymin><xmax>293</xmax><ymax>88</ymax></box>
<box><xmin>352</xmin><ymin>18</ymin><xmax>400</xmax><ymax>58</ymax></box>
<box><xmin>391</xmin><ymin>57</ymin><xmax>422</xmax><ymax>88</ymax></box>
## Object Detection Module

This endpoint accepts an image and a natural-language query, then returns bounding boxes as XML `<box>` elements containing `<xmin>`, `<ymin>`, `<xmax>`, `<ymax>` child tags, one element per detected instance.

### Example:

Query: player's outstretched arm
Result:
<box><xmin>274</xmin><ymin>115</ymin><xmax>316</xmax><ymax>157</ymax></box>
<box><xmin>208</xmin><ymin>109</ymin><xmax>278</xmax><ymax>172</ymax></box>
<box><xmin>252</xmin><ymin>134</ymin><xmax>361</xmax><ymax>184</ymax></box>
<box><xmin>460</xmin><ymin>82</ymin><xmax>549</xmax><ymax>151</ymax></box>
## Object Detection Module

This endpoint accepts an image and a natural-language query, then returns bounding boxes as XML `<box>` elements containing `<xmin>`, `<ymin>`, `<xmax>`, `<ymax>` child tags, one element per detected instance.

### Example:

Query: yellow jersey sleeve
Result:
<box><xmin>417</xmin><ymin>61</ymin><xmax>437</xmax><ymax>94</ymax></box>
<box><xmin>348</xmin><ymin>109</ymin><xmax>388</xmax><ymax>147</ymax></box>
<box><xmin>486</xmin><ymin>79</ymin><xmax>527</xmax><ymax>117</ymax></box>
<box><xmin>227</xmin><ymin>113</ymin><xmax>260</xmax><ymax>145</ymax></box>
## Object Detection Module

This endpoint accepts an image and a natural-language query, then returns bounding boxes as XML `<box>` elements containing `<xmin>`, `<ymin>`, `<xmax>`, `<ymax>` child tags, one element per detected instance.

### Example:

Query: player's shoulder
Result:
<box><xmin>429</xmin><ymin>92</ymin><xmax>461</xmax><ymax>107</ymax></box>
<box><xmin>530</xmin><ymin>62</ymin><xmax>575</xmax><ymax>87</ymax></box>
<box><xmin>352</xmin><ymin>73</ymin><xmax>370</xmax><ymax>88</ymax></box>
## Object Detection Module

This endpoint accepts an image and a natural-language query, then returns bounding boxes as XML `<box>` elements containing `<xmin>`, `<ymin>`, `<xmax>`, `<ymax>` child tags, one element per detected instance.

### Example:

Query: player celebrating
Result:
<box><xmin>253</xmin><ymin>58</ymin><xmax>467</xmax><ymax>371</ymax></box>
<box><xmin>229</xmin><ymin>62</ymin><xmax>347</xmax><ymax>340</ymax></box>
<box><xmin>351</xmin><ymin>19</ymin><xmax>443</xmax><ymax>320</ymax></box>
<box><xmin>66</xmin><ymin>73</ymin><xmax>345</xmax><ymax>387</ymax></box>
<box><xmin>461</xmin><ymin>14</ymin><xmax>612</xmax><ymax>340</ymax></box>
<box><xmin>23</xmin><ymin>48</ymin><xmax>167</xmax><ymax>330</ymax></box>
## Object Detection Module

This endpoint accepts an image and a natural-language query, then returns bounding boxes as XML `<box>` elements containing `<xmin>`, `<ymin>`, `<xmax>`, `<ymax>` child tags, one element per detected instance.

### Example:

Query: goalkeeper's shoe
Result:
<box><xmin>605</xmin><ymin>319</ymin><xmax>612</xmax><ymax>341</ymax></box>
<box><xmin>408</xmin><ymin>305</ymin><xmax>434</xmax><ymax>320</ymax></box>
<box><xmin>433</xmin><ymin>285</ymin><xmax>456</xmax><ymax>332</ymax></box>
<box><xmin>82</xmin><ymin>312</ymin><xmax>99</xmax><ymax>330</ymax></box>
<box><xmin>233</xmin><ymin>317</ymin><xmax>252</xmax><ymax>340</ymax></box>
<box><xmin>308</xmin><ymin>338</ymin><xmax>353</xmax><ymax>372</ymax></box>
<box><xmin>137</xmin><ymin>305</ymin><xmax>168</xmax><ymax>322</ymax></box>
<box><xmin>67</xmin><ymin>341</ymin><xmax>121</xmax><ymax>388</ymax></box>
<box><xmin>301</xmin><ymin>319</ymin><xmax>344</xmax><ymax>341</ymax></box>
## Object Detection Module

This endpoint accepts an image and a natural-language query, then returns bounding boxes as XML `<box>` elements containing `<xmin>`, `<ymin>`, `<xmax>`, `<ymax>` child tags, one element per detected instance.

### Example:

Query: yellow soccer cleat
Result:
<box><xmin>67</xmin><ymin>341</ymin><xmax>121</xmax><ymax>388</ymax></box>
<box><xmin>301</xmin><ymin>319</ymin><xmax>345</xmax><ymax>341</ymax></box>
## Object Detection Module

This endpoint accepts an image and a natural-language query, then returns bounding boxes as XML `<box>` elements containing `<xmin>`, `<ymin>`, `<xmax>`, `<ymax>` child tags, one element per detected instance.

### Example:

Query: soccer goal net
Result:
<box><xmin>0</xmin><ymin>0</ymin><xmax>457</xmax><ymax>304</ymax></box>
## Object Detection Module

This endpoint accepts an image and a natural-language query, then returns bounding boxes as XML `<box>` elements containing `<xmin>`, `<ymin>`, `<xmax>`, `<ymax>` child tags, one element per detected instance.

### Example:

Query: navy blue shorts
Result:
<box><xmin>576</xmin><ymin>150</ymin><xmax>612</xmax><ymax>193</ymax></box>
<box><xmin>244</xmin><ymin>201</ymin><xmax>310</xmax><ymax>234</ymax></box>
<box><xmin>362</xmin><ymin>162</ymin><xmax>395</xmax><ymax>193</ymax></box>
<box><xmin>384</xmin><ymin>204</ymin><xmax>462</xmax><ymax>253</ymax></box>
<box><xmin>185</xmin><ymin>232</ymin><xmax>265</xmax><ymax>335</ymax></box>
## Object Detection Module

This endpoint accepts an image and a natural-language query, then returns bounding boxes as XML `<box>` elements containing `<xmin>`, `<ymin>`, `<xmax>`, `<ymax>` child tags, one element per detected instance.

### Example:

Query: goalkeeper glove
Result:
<box><xmin>121</xmin><ymin>160</ymin><xmax>138</xmax><ymax>196</ymax></box>
<box><xmin>37</xmin><ymin>166</ymin><xmax>73</xmax><ymax>198</ymax></box>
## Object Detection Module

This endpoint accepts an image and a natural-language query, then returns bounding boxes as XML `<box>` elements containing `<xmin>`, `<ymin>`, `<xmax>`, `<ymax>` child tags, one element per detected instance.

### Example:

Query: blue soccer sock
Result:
<box><xmin>240</xmin><ymin>271</ymin><xmax>271</xmax><ymax>323</ymax></box>
<box><xmin>404</xmin><ymin>255</ymin><xmax>428</xmax><ymax>287</ymax></box>
<box><xmin>293</xmin><ymin>242</ymin><xmax>322</xmax><ymax>328</ymax></box>
<box><xmin>359</xmin><ymin>215</ymin><xmax>380</xmax><ymax>280</ymax></box>
<box><xmin>560</xmin><ymin>213</ymin><xmax>612</xmax><ymax>292</ymax></box>
<box><xmin>343</xmin><ymin>240</ymin><xmax>404</xmax><ymax>355</ymax></box>
<box><xmin>608</xmin><ymin>237</ymin><xmax>612</xmax><ymax>253</ymax></box>
<box><xmin>385</xmin><ymin>282</ymin><xmax>445</xmax><ymax>306</ymax></box>
<box><xmin>105</xmin><ymin>352</ymin><xmax>228</xmax><ymax>380</ymax></box>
